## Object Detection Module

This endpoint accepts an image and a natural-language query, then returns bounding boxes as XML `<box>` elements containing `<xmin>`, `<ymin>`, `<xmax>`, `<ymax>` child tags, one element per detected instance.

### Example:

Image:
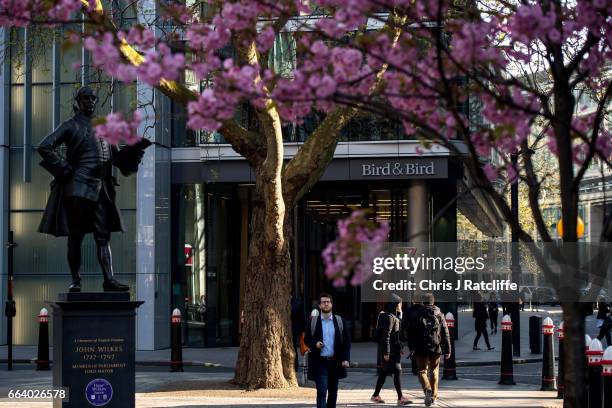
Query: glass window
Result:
<box><xmin>31</xmin><ymin>29</ymin><xmax>54</xmax><ymax>84</ymax></box>
<box><xmin>10</xmin><ymin>85</ymin><xmax>24</xmax><ymax>146</ymax></box>
<box><xmin>32</xmin><ymin>84</ymin><xmax>54</xmax><ymax>145</ymax></box>
<box><xmin>10</xmin><ymin>28</ymin><xmax>24</xmax><ymax>85</ymax></box>
<box><xmin>10</xmin><ymin>150</ymin><xmax>54</xmax><ymax>211</ymax></box>
<box><xmin>268</xmin><ymin>33</ymin><xmax>297</xmax><ymax>78</ymax></box>
<box><xmin>60</xmin><ymin>26</ymin><xmax>82</xmax><ymax>83</ymax></box>
<box><xmin>171</xmin><ymin>101</ymin><xmax>198</xmax><ymax>147</ymax></box>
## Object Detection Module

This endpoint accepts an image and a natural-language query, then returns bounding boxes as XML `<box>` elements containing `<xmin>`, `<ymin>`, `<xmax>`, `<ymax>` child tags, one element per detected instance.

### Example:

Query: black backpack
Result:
<box><xmin>418</xmin><ymin>309</ymin><xmax>441</xmax><ymax>352</ymax></box>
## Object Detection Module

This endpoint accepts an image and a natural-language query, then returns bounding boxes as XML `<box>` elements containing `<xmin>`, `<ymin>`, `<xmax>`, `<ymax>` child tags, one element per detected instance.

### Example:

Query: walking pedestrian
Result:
<box><xmin>473</xmin><ymin>295</ymin><xmax>494</xmax><ymax>351</ymax></box>
<box><xmin>597</xmin><ymin>308</ymin><xmax>612</xmax><ymax>347</ymax></box>
<box><xmin>304</xmin><ymin>293</ymin><xmax>351</xmax><ymax>408</ymax></box>
<box><xmin>488</xmin><ymin>292</ymin><xmax>499</xmax><ymax>335</ymax></box>
<box><xmin>596</xmin><ymin>298</ymin><xmax>609</xmax><ymax>328</ymax></box>
<box><xmin>408</xmin><ymin>293</ymin><xmax>451</xmax><ymax>407</ymax></box>
<box><xmin>370</xmin><ymin>298</ymin><xmax>413</xmax><ymax>405</ymax></box>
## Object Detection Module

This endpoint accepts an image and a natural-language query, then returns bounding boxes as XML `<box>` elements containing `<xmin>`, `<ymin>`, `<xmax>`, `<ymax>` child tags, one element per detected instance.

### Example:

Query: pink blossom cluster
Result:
<box><xmin>137</xmin><ymin>43</ymin><xmax>185</xmax><ymax>86</ymax></box>
<box><xmin>0</xmin><ymin>0</ymin><xmax>82</xmax><ymax>26</ymax></box>
<box><xmin>47</xmin><ymin>0</ymin><xmax>81</xmax><ymax>22</ymax></box>
<box><xmin>321</xmin><ymin>210</ymin><xmax>390</xmax><ymax>287</ymax></box>
<box><xmin>571</xmin><ymin>113</ymin><xmax>612</xmax><ymax>163</ymax></box>
<box><xmin>187</xmin><ymin>62</ymin><xmax>263</xmax><ymax>131</ymax></box>
<box><xmin>506</xmin><ymin>4</ymin><xmax>558</xmax><ymax>44</ymax></box>
<box><xmin>84</xmin><ymin>30</ymin><xmax>185</xmax><ymax>85</ymax></box>
<box><xmin>450</xmin><ymin>20</ymin><xmax>505</xmax><ymax>66</ymax></box>
<box><xmin>0</xmin><ymin>0</ymin><xmax>33</xmax><ymax>26</ymax></box>
<box><xmin>94</xmin><ymin>111</ymin><xmax>142</xmax><ymax>145</ymax></box>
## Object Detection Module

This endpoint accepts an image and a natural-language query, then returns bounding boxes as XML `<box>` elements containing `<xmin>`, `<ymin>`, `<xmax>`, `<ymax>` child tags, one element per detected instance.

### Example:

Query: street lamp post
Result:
<box><xmin>4</xmin><ymin>231</ymin><xmax>17</xmax><ymax>371</ymax></box>
<box><xmin>510</xmin><ymin>153</ymin><xmax>521</xmax><ymax>357</ymax></box>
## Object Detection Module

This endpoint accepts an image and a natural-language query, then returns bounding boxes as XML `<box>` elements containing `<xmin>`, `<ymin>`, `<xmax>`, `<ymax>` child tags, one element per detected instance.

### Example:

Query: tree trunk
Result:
<box><xmin>561</xmin><ymin>302</ymin><xmax>586</xmax><ymax>407</ymax></box>
<box><xmin>233</xmin><ymin>186</ymin><xmax>297</xmax><ymax>389</ymax></box>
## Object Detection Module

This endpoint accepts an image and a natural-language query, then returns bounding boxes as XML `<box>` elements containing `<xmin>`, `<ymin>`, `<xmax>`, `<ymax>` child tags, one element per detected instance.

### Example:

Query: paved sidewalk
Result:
<box><xmin>2</xmin><ymin>306</ymin><xmax>601</xmax><ymax>368</ymax></box>
<box><xmin>0</xmin><ymin>369</ymin><xmax>562</xmax><ymax>407</ymax></box>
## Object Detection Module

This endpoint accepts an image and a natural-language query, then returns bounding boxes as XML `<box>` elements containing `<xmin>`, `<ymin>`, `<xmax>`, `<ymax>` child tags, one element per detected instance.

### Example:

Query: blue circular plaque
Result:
<box><xmin>85</xmin><ymin>378</ymin><xmax>113</xmax><ymax>406</ymax></box>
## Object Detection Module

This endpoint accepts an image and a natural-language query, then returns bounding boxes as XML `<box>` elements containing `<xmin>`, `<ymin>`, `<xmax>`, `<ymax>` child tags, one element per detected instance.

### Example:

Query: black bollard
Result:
<box><xmin>587</xmin><ymin>338</ymin><xmax>603</xmax><ymax>408</ymax></box>
<box><xmin>499</xmin><ymin>315</ymin><xmax>516</xmax><ymax>385</ymax></box>
<box><xmin>529</xmin><ymin>315</ymin><xmax>542</xmax><ymax>354</ymax></box>
<box><xmin>443</xmin><ymin>312</ymin><xmax>458</xmax><ymax>380</ymax></box>
<box><xmin>36</xmin><ymin>308</ymin><xmax>50</xmax><ymax>371</ymax></box>
<box><xmin>170</xmin><ymin>308</ymin><xmax>184</xmax><ymax>372</ymax></box>
<box><xmin>556</xmin><ymin>322</ymin><xmax>564</xmax><ymax>399</ymax></box>
<box><xmin>540</xmin><ymin>317</ymin><xmax>556</xmax><ymax>391</ymax></box>
<box><xmin>602</xmin><ymin>346</ymin><xmax>612</xmax><ymax>408</ymax></box>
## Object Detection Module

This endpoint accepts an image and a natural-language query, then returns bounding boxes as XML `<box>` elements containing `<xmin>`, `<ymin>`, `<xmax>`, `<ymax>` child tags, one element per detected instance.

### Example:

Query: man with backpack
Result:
<box><xmin>304</xmin><ymin>293</ymin><xmax>351</xmax><ymax>408</ymax></box>
<box><xmin>408</xmin><ymin>293</ymin><xmax>451</xmax><ymax>407</ymax></box>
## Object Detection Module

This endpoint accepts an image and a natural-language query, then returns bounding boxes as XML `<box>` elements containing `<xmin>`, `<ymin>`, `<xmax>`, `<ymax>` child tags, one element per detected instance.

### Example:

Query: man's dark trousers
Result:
<box><xmin>315</xmin><ymin>359</ymin><xmax>339</xmax><ymax>408</ymax></box>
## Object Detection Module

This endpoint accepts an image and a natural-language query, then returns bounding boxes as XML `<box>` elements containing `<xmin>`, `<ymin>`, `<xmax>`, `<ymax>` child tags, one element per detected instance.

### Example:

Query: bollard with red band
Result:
<box><xmin>587</xmin><ymin>338</ymin><xmax>603</xmax><ymax>408</ymax></box>
<box><xmin>583</xmin><ymin>334</ymin><xmax>593</xmax><ymax>407</ymax></box>
<box><xmin>170</xmin><ymin>308</ymin><xmax>184</xmax><ymax>372</ymax></box>
<box><xmin>602</xmin><ymin>346</ymin><xmax>612</xmax><ymax>408</ymax></box>
<box><xmin>585</xmin><ymin>334</ymin><xmax>592</xmax><ymax>351</ymax></box>
<box><xmin>36</xmin><ymin>308</ymin><xmax>50</xmax><ymax>371</ymax></box>
<box><xmin>540</xmin><ymin>317</ymin><xmax>556</xmax><ymax>391</ymax></box>
<box><xmin>443</xmin><ymin>312</ymin><xmax>457</xmax><ymax>380</ymax></box>
<box><xmin>499</xmin><ymin>315</ymin><xmax>515</xmax><ymax>385</ymax></box>
<box><xmin>556</xmin><ymin>322</ymin><xmax>564</xmax><ymax>399</ymax></box>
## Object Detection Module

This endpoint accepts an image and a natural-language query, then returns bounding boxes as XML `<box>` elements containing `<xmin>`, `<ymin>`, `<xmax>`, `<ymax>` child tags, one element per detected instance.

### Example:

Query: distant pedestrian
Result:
<box><xmin>488</xmin><ymin>293</ymin><xmax>499</xmax><ymax>335</ymax></box>
<box><xmin>370</xmin><ymin>298</ymin><xmax>413</xmax><ymax>405</ymax></box>
<box><xmin>473</xmin><ymin>295</ymin><xmax>494</xmax><ymax>351</ymax></box>
<box><xmin>304</xmin><ymin>293</ymin><xmax>351</xmax><ymax>408</ymax></box>
<box><xmin>408</xmin><ymin>293</ymin><xmax>450</xmax><ymax>407</ymax></box>
<box><xmin>291</xmin><ymin>296</ymin><xmax>306</xmax><ymax>372</ymax></box>
<box><xmin>597</xmin><ymin>309</ymin><xmax>612</xmax><ymax>347</ymax></box>
<box><xmin>596</xmin><ymin>298</ymin><xmax>609</xmax><ymax>328</ymax></box>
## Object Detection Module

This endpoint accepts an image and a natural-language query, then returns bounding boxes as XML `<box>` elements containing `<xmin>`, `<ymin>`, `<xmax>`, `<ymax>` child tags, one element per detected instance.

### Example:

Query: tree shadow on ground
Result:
<box><xmin>144</xmin><ymin>379</ymin><xmax>317</xmax><ymax>399</ymax></box>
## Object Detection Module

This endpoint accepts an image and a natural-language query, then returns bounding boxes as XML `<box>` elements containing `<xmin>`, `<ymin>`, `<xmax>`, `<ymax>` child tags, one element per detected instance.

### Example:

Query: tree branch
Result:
<box><xmin>282</xmin><ymin>12</ymin><xmax>408</xmax><ymax>206</ymax></box>
<box><xmin>572</xmin><ymin>80</ymin><xmax>612</xmax><ymax>190</ymax></box>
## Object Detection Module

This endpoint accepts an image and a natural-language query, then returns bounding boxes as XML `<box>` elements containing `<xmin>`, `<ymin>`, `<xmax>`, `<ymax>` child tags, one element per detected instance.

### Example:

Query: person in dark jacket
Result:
<box><xmin>473</xmin><ymin>295</ymin><xmax>494</xmax><ymax>350</ymax></box>
<box><xmin>37</xmin><ymin>86</ymin><xmax>148</xmax><ymax>292</ymax></box>
<box><xmin>408</xmin><ymin>293</ymin><xmax>450</xmax><ymax>407</ymax></box>
<box><xmin>370</xmin><ymin>299</ymin><xmax>413</xmax><ymax>405</ymax></box>
<box><xmin>304</xmin><ymin>293</ymin><xmax>351</xmax><ymax>408</ymax></box>
<box><xmin>597</xmin><ymin>309</ymin><xmax>612</xmax><ymax>347</ymax></box>
<box><xmin>488</xmin><ymin>292</ymin><xmax>499</xmax><ymax>335</ymax></box>
<box><xmin>596</xmin><ymin>299</ymin><xmax>610</xmax><ymax>326</ymax></box>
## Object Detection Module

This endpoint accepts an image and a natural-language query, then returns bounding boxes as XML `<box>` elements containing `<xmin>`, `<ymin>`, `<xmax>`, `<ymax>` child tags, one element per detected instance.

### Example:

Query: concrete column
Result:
<box><xmin>135</xmin><ymin>0</ymin><xmax>171</xmax><ymax>350</ymax></box>
<box><xmin>0</xmin><ymin>28</ymin><xmax>10</xmax><ymax>345</ymax></box>
<box><xmin>408</xmin><ymin>180</ymin><xmax>428</xmax><ymax>242</ymax></box>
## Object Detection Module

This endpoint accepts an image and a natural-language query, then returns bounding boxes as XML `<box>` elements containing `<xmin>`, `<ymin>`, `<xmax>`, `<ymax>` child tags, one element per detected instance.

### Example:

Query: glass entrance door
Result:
<box><xmin>299</xmin><ymin>182</ymin><xmax>411</xmax><ymax>341</ymax></box>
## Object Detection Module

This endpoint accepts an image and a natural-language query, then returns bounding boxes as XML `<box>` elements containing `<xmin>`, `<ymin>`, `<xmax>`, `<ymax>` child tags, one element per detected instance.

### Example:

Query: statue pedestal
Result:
<box><xmin>49</xmin><ymin>292</ymin><xmax>143</xmax><ymax>408</ymax></box>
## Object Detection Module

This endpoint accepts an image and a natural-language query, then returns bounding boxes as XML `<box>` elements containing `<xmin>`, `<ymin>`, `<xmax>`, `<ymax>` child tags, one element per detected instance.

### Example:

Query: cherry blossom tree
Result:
<box><xmin>2</xmin><ymin>0</ymin><xmax>611</xmax><ymax>404</ymax></box>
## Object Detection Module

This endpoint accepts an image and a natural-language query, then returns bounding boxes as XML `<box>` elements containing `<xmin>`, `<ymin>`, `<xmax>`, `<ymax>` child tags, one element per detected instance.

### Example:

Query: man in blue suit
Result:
<box><xmin>305</xmin><ymin>293</ymin><xmax>351</xmax><ymax>408</ymax></box>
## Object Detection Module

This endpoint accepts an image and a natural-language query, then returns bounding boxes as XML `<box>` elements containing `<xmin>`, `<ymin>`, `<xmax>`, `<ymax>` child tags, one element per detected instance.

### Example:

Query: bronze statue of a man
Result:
<box><xmin>37</xmin><ymin>86</ymin><xmax>147</xmax><ymax>292</ymax></box>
